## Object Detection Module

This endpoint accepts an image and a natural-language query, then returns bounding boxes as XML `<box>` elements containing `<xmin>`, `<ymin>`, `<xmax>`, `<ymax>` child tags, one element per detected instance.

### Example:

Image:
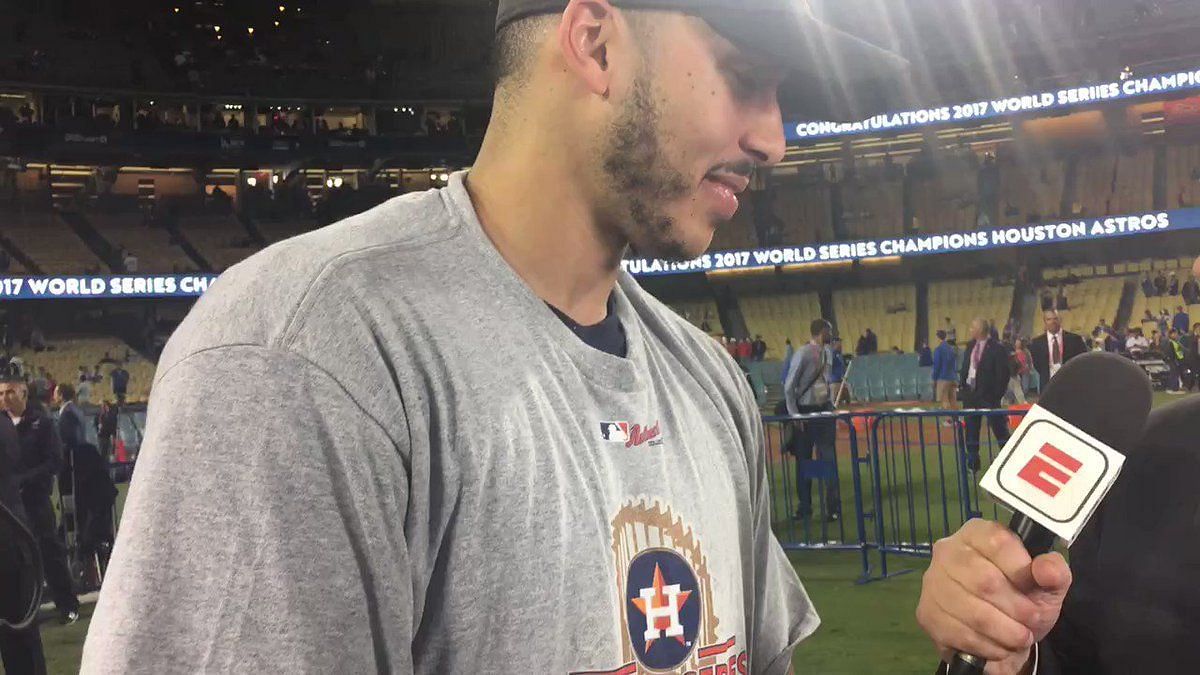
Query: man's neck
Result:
<box><xmin>8</xmin><ymin>406</ymin><xmax>25</xmax><ymax>420</ymax></box>
<box><xmin>466</xmin><ymin>114</ymin><xmax>624</xmax><ymax>326</ymax></box>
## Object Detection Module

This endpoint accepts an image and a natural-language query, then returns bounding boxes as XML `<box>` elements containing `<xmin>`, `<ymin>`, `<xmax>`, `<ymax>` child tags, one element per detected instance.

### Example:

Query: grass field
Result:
<box><xmin>34</xmin><ymin>391</ymin><xmax>1192</xmax><ymax>674</ymax></box>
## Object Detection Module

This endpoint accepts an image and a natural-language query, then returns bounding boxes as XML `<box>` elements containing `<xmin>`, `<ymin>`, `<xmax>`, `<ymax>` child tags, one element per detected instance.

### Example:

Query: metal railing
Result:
<box><xmin>763</xmin><ymin>408</ymin><xmax>1026</xmax><ymax>583</ymax></box>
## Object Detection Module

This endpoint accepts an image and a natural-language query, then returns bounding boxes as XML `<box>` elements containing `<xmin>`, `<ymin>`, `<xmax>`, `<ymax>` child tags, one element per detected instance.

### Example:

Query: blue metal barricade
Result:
<box><xmin>763</xmin><ymin>407</ymin><xmax>1028</xmax><ymax>583</ymax></box>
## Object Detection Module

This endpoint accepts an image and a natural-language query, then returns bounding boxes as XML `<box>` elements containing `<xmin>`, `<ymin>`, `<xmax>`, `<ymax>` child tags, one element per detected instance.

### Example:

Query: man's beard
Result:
<box><xmin>601</xmin><ymin>71</ymin><xmax>697</xmax><ymax>262</ymax></box>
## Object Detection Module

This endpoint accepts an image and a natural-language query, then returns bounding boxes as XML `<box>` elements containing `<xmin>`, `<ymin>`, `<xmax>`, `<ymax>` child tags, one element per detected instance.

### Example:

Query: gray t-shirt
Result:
<box><xmin>81</xmin><ymin>173</ymin><xmax>817</xmax><ymax>674</ymax></box>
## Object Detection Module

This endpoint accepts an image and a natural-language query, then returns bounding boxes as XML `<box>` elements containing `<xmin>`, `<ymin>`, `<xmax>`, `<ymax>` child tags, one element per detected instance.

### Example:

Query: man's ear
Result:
<box><xmin>557</xmin><ymin>0</ymin><xmax>621</xmax><ymax>98</ymax></box>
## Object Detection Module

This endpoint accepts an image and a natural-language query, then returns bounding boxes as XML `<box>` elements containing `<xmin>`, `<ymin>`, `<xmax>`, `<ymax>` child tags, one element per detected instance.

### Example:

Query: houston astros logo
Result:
<box><xmin>626</xmin><ymin>549</ymin><xmax>700</xmax><ymax>669</ymax></box>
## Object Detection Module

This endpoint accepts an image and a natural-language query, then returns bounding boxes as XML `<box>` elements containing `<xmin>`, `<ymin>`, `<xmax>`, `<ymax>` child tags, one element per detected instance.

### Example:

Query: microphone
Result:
<box><xmin>944</xmin><ymin>352</ymin><xmax>1153</xmax><ymax>675</ymax></box>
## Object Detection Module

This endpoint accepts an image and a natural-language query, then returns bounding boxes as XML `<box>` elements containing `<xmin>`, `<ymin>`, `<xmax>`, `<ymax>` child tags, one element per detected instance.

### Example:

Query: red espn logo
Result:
<box><xmin>1016</xmin><ymin>443</ymin><xmax>1083</xmax><ymax>497</ymax></box>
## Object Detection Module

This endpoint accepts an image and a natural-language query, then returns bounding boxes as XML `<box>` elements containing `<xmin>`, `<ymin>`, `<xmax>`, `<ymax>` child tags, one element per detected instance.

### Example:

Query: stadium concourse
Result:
<box><xmin>3</xmin><ymin>0</ymin><xmax>1200</xmax><ymax>673</ymax></box>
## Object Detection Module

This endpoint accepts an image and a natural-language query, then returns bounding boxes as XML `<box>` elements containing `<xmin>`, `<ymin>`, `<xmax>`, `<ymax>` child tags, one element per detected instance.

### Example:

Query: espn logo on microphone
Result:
<box><xmin>980</xmin><ymin>406</ymin><xmax>1125</xmax><ymax>545</ymax></box>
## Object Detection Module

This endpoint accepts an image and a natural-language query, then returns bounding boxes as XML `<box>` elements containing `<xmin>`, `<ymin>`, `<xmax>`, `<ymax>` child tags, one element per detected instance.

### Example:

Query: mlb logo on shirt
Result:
<box><xmin>600</xmin><ymin>421</ymin><xmax>630</xmax><ymax>443</ymax></box>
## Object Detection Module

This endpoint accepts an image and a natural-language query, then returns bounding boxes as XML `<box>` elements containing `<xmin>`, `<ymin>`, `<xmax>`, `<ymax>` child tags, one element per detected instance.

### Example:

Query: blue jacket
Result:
<box><xmin>931</xmin><ymin>341</ymin><xmax>957</xmax><ymax>382</ymax></box>
<box><xmin>1173</xmin><ymin>312</ymin><xmax>1191</xmax><ymax>335</ymax></box>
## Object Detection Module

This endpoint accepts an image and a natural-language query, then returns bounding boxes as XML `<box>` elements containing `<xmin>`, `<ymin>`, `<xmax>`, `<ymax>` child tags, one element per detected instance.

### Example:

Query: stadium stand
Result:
<box><xmin>834</xmin><ymin>284</ymin><xmax>916</xmax><ymax>354</ymax></box>
<box><xmin>910</xmin><ymin>153</ymin><xmax>979</xmax><ymax>233</ymax></box>
<box><xmin>708</xmin><ymin>200</ymin><xmax>759</xmax><ymax>251</ymax></box>
<box><xmin>740</xmin><ymin>292</ymin><xmax>824</xmax><ymax>358</ymax></box>
<box><xmin>89</xmin><ymin>214</ymin><xmax>196</xmax><ymax>274</ymax></box>
<box><xmin>844</xmin><ymin>352</ymin><xmax>933</xmax><ymax>403</ymax></box>
<box><xmin>775</xmin><ymin>180</ymin><xmax>833</xmax><ymax>245</ymax></box>
<box><xmin>668</xmin><ymin>299</ymin><xmax>721</xmax><ymax>334</ymax></box>
<box><xmin>176</xmin><ymin>214</ymin><xmax>257</xmax><ymax>272</ymax></box>
<box><xmin>0</xmin><ymin>209</ymin><xmax>104</xmax><ymax>274</ymax></box>
<box><xmin>1129</xmin><ymin>257</ymin><xmax>1200</xmax><ymax>330</ymax></box>
<box><xmin>13</xmin><ymin>337</ymin><xmax>155</xmax><ymax>403</ymax></box>
<box><xmin>1112</xmin><ymin>148</ymin><xmax>1156</xmax><ymax>215</ymax></box>
<box><xmin>927</xmin><ymin>279</ymin><xmax>1015</xmax><ymax>346</ymax></box>
<box><xmin>1166</xmin><ymin>142</ymin><xmax>1200</xmax><ymax>209</ymax></box>
<box><xmin>1050</xmin><ymin>275</ymin><xmax>1126</xmax><ymax>337</ymax></box>
<box><xmin>996</xmin><ymin>152</ymin><xmax>1066</xmax><ymax>225</ymax></box>
<box><xmin>1072</xmin><ymin>151</ymin><xmax>1119</xmax><ymax>217</ymax></box>
<box><xmin>842</xmin><ymin>165</ymin><xmax>904</xmax><ymax>239</ymax></box>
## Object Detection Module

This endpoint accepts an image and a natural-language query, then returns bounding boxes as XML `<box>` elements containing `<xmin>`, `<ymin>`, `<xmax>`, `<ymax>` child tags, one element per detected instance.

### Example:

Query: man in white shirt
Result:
<box><xmin>1126</xmin><ymin>328</ymin><xmax>1150</xmax><ymax>356</ymax></box>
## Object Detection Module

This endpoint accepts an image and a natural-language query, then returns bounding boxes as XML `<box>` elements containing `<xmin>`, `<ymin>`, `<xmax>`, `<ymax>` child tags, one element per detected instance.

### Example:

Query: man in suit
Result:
<box><xmin>1030</xmin><ymin>309</ymin><xmax>1087</xmax><ymax>389</ymax></box>
<box><xmin>0</xmin><ymin>411</ymin><xmax>46</xmax><ymax>675</ymax></box>
<box><xmin>958</xmin><ymin>318</ymin><xmax>1010</xmax><ymax>472</ymax></box>
<box><xmin>1</xmin><ymin>378</ymin><xmax>79</xmax><ymax>624</ymax></box>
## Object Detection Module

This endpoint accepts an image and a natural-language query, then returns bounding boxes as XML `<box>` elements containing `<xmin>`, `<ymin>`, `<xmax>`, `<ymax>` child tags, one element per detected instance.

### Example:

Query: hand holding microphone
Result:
<box><xmin>916</xmin><ymin>353</ymin><xmax>1154</xmax><ymax>674</ymax></box>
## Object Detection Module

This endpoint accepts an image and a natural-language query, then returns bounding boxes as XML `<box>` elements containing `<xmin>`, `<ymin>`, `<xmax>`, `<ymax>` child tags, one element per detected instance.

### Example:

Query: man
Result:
<box><xmin>931</xmin><ymin>330</ymin><xmax>958</xmax><ymax>419</ymax></box>
<box><xmin>1154</xmin><ymin>270</ymin><xmax>1168</xmax><ymax>295</ymax></box>
<box><xmin>829</xmin><ymin>337</ymin><xmax>849</xmax><ymax>406</ymax></box>
<box><xmin>944</xmin><ymin>317</ymin><xmax>957</xmax><ymax>345</ymax></box>
<box><xmin>736</xmin><ymin>336</ymin><xmax>753</xmax><ymax>365</ymax></box>
<box><xmin>0</xmin><ymin>379</ymin><xmax>78</xmax><ymax>625</ymax></box>
<box><xmin>108</xmin><ymin>365</ymin><xmax>129</xmax><ymax>405</ymax></box>
<box><xmin>1168</xmin><ymin>271</ymin><xmax>1179</xmax><ymax>296</ymax></box>
<box><xmin>856</xmin><ymin>329</ymin><xmax>871</xmax><ymax>356</ymax></box>
<box><xmin>865</xmin><ymin>327</ymin><xmax>879</xmax><ymax>354</ymax></box>
<box><xmin>1030</xmin><ymin>309</ymin><xmax>1087</xmax><ymax>387</ymax></box>
<box><xmin>1126</xmin><ymin>327</ymin><xmax>1150</xmax><ymax>357</ymax></box>
<box><xmin>784</xmin><ymin>319</ymin><xmax>839</xmax><ymax>522</ymax></box>
<box><xmin>94</xmin><ymin>401</ymin><xmax>117</xmax><ymax>460</ymax></box>
<box><xmin>957</xmin><ymin>318</ymin><xmax>1010</xmax><ymax>472</ymax></box>
<box><xmin>782</xmin><ymin>333</ymin><xmax>792</xmax><ymax>386</ymax></box>
<box><xmin>1172</xmin><ymin>305</ymin><xmax>1190</xmax><ymax>335</ymax></box>
<box><xmin>85</xmin><ymin>2</ymin><xmax>917</xmax><ymax>671</ymax></box>
<box><xmin>917</xmin><ymin>340</ymin><xmax>933</xmax><ymax>367</ymax></box>
<box><xmin>751</xmin><ymin>334</ymin><xmax>767</xmax><ymax>362</ymax></box>
<box><xmin>1183</xmin><ymin>274</ymin><xmax>1200</xmax><ymax>306</ymax></box>
<box><xmin>54</xmin><ymin>384</ymin><xmax>87</xmax><ymax>451</ymax></box>
<box><xmin>0</xmin><ymin>410</ymin><xmax>46</xmax><ymax>675</ymax></box>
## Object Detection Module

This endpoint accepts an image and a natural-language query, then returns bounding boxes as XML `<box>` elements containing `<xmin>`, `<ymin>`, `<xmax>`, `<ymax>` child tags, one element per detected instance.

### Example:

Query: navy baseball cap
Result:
<box><xmin>495</xmin><ymin>0</ymin><xmax>907</xmax><ymax>79</ymax></box>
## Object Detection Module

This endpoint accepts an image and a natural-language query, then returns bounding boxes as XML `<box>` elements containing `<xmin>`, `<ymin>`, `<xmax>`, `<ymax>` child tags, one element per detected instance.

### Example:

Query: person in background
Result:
<box><xmin>53</xmin><ymin>384</ymin><xmax>87</xmax><ymax>451</ymax></box>
<box><xmin>1154</xmin><ymin>269</ymin><xmax>1168</xmax><ymax>295</ymax></box>
<box><xmin>1041</xmin><ymin>287</ymin><xmax>1055</xmax><ymax>310</ymax></box>
<box><xmin>1183</xmin><ymin>274</ymin><xmax>1200</xmax><ymax>306</ymax></box>
<box><xmin>1005</xmin><ymin>338</ymin><xmax>1030</xmax><ymax>405</ymax></box>
<box><xmin>76</xmin><ymin>370</ymin><xmax>92</xmax><ymax>406</ymax></box>
<box><xmin>829</xmin><ymin>337</ymin><xmax>848</xmax><ymax>406</ymax></box>
<box><xmin>931</xmin><ymin>330</ymin><xmax>958</xmax><ymax>425</ymax></box>
<box><xmin>0</xmin><ymin>409</ymin><xmax>46</xmax><ymax>675</ymax></box>
<box><xmin>1158</xmin><ymin>308</ymin><xmax>1171</xmax><ymax>337</ymax></box>
<box><xmin>0</xmin><ymin>378</ymin><xmax>79</xmax><ymax>625</ymax></box>
<box><xmin>751</xmin><ymin>334</ymin><xmax>767</xmax><ymax>362</ymax></box>
<box><xmin>917</xmin><ymin>340</ymin><xmax>933</xmax><ymax>367</ymax></box>
<box><xmin>780</xmin><ymin>338</ymin><xmax>794</xmax><ymax>388</ymax></box>
<box><xmin>109</xmin><ymin>364</ymin><xmax>130</xmax><ymax>405</ymax></box>
<box><xmin>1173</xmin><ymin>305</ymin><xmax>1190</xmax><ymax>336</ymax></box>
<box><xmin>1165</xmin><ymin>329</ymin><xmax>1186</xmax><ymax>391</ymax></box>
<box><xmin>1184</xmin><ymin>323</ymin><xmax>1200</xmax><ymax>392</ymax></box>
<box><xmin>865</xmin><ymin>328</ymin><xmax>878</xmax><ymax>354</ymax></box>
<box><xmin>784</xmin><ymin>319</ymin><xmax>839</xmax><ymax>522</ymax></box>
<box><xmin>944</xmin><ymin>317</ymin><xmax>957</xmax><ymax>345</ymax></box>
<box><xmin>1168</xmin><ymin>272</ymin><xmax>1180</xmax><ymax>296</ymax></box>
<box><xmin>1030</xmin><ymin>309</ymin><xmax>1087</xmax><ymax>388</ymax></box>
<box><xmin>94</xmin><ymin>401</ymin><xmax>118</xmax><ymax>461</ymax></box>
<box><xmin>856</xmin><ymin>330</ymin><xmax>871</xmax><ymax>356</ymax></box>
<box><xmin>1142</xmin><ymin>272</ymin><xmax>1156</xmax><ymax>297</ymax></box>
<box><xmin>958</xmin><ymin>318</ymin><xmax>1011</xmax><ymax>472</ymax></box>
<box><xmin>1126</xmin><ymin>327</ymin><xmax>1150</xmax><ymax>357</ymax></box>
<box><xmin>1002</xmin><ymin>316</ymin><xmax>1016</xmax><ymax>343</ymax></box>
<box><xmin>736</xmin><ymin>337</ymin><xmax>753</xmax><ymax>366</ymax></box>
<box><xmin>699</xmin><ymin>316</ymin><xmax>711</xmax><ymax>333</ymax></box>
<box><xmin>1055</xmin><ymin>284</ymin><xmax>1069</xmax><ymax>310</ymax></box>
<box><xmin>90</xmin><ymin>365</ymin><xmax>103</xmax><ymax>384</ymax></box>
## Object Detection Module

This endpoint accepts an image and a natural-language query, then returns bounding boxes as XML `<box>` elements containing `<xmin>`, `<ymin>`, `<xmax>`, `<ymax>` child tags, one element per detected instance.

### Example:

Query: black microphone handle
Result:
<box><xmin>943</xmin><ymin>513</ymin><xmax>1056</xmax><ymax>675</ymax></box>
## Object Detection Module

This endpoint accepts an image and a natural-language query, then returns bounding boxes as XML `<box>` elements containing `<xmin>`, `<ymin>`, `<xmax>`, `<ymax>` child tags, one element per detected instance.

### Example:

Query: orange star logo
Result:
<box><xmin>630</xmin><ymin>563</ymin><xmax>692</xmax><ymax>650</ymax></box>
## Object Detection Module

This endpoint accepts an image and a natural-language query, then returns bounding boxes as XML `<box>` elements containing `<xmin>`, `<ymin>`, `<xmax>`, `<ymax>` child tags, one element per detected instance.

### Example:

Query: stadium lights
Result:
<box><xmin>325</xmin><ymin>177</ymin><xmax>334</xmax><ymax>188</ymax></box>
<box><xmin>247</xmin><ymin>27</ymin><xmax>255</xmax><ymax>36</ymax></box>
<box><xmin>274</xmin><ymin>20</ymin><xmax>280</xmax><ymax>27</ymax></box>
<box><xmin>439</xmin><ymin>173</ymin><xmax>449</xmax><ymax>182</ymax></box>
<box><xmin>271</xmin><ymin>174</ymin><xmax>280</xmax><ymax>185</ymax></box>
<box><xmin>174</xmin><ymin>7</ymin><xmax>181</xmax><ymax>13</ymax></box>
<box><xmin>279</xmin><ymin>4</ymin><xmax>285</xmax><ymax>11</ymax></box>
<box><xmin>334</xmin><ymin>177</ymin><xmax>344</xmax><ymax>188</ymax></box>
<box><xmin>246</xmin><ymin>176</ymin><xmax>257</xmax><ymax>187</ymax></box>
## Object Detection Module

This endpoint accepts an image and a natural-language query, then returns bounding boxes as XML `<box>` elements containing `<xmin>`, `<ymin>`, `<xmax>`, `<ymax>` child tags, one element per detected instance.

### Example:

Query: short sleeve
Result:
<box><xmin>81</xmin><ymin>346</ymin><xmax>415</xmax><ymax>674</ymax></box>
